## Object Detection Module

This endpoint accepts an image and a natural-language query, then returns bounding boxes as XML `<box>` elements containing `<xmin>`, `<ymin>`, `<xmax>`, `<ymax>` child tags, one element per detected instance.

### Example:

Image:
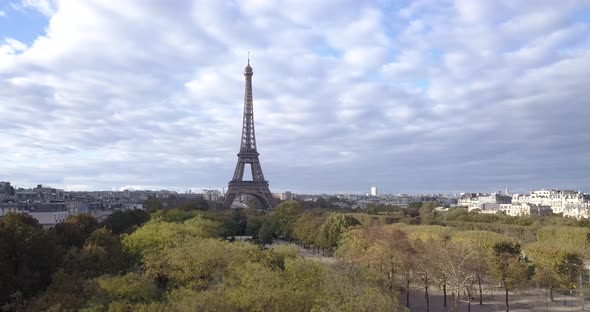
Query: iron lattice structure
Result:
<box><xmin>223</xmin><ymin>60</ymin><xmax>278</xmax><ymax>209</ymax></box>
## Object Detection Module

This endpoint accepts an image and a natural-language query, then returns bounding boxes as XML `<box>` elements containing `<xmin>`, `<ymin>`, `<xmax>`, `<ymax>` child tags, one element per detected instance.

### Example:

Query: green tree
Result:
<box><xmin>0</xmin><ymin>213</ymin><xmax>61</xmax><ymax>305</ymax></box>
<box><xmin>54</xmin><ymin>214</ymin><xmax>99</xmax><ymax>251</ymax></box>
<box><xmin>81</xmin><ymin>273</ymin><xmax>159</xmax><ymax>311</ymax></box>
<box><xmin>102</xmin><ymin>209</ymin><xmax>150</xmax><ymax>234</ymax></box>
<box><xmin>54</xmin><ymin>222</ymin><xmax>87</xmax><ymax>249</ymax></box>
<box><xmin>293</xmin><ymin>212</ymin><xmax>326</xmax><ymax>248</ymax></box>
<box><xmin>142</xmin><ymin>237</ymin><xmax>261</xmax><ymax>289</ymax></box>
<box><xmin>260</xmin><ymin>245</ymin><xmax>300</xmax><ymax>270</ymax></box>
<box><xmin>257</xmin><ymin>221</ymin><xmax>275</xmax><ymax>245</ymax></box>
<box><xmin>213</xmin><ymin>209</ymin><xmax>248</xmax><ymax>237</ymax></box>
<box><xmin>315</xmin><ymin>197</ymin><xmax>329</xmax><ymax>209</ymax></box>
<box><xmin>245</xmin><ymin>215</ymin><xmax>264</xmax><ymax>237</ymax></box>
<box><xmin>366</xmin><ymin>204</ymin><xmax>378</xmax><ymax>215</ymax></box>
<box><xmin>489</xmin><ymin>242</ymin><xmax>530</xmax><ymax>312</ymax></box>
<box><xmin>222</xmin><ymin>256</ymin><xmax>396</xmax><ymax>312</ymax></box>
<box><xmin>269</xmin><ymin>200</ymin><xmax>303</xmax><ymax>240</ymax></box>
<box><xmin>317</xmin><ymin>213</ymin><xmax>360</xmax><ymax>250</ymax></box>
<box><xmin>418</xmin><ymin>202</ymin><xmax>437</xmax><ymax>224</ymax></box>
<box><xmin>181</xmin><ymin>197</ymin><xmax>209</xmax><ymax>211</ymax></box>
<box><xmin>63</xmin><ymin>228</ymin><xmax>134</xmax><ymax>278</ymax></box>
<box><xmin>224</xmin><ymin>261</ymin><xmax>296</xmax><ymax>311</ymax></box>
<box><xmin>144</xmin><ymin>198</ymin><xmax>163</xmax><ymax>213</ymax></box>
<box><xmin>231</xmin><ymin>209</ymin><xmax>248</xmax><ymax>235</ymax></box>
<box><xmin>150</xmin><ymin>208</ymin><xmax>200</xmax><ymax>223</ymax></box>
<box><xmin>407</xmin><ymin>202</ymin><xmax>422</xmax><ymax>217</ymax></box>
<box><xmin>123</xmin><ymin>216</ymin><xmax>223</xmax><ymax>256</ymax></box>
<box><xmin>63</xmin><ymin>214</ymin><xmax>99</xmax><ymax>238</ymax></box>
<box><xmin>26</xmin><ymin>270</ymin><xmax>86</xmax><ymax>311</ymax></box>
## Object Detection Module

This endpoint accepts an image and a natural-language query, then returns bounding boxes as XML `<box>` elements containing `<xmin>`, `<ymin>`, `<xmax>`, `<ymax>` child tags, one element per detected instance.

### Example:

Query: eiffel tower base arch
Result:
<box><xmin>223</xmin><ymin>182</ymin><xmax>278</xmax><ymax>209</ymax></box>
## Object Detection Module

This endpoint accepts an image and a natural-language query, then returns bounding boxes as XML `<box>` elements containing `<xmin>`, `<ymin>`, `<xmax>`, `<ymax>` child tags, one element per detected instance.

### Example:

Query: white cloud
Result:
<box><xmin>19</xmin><ymin>0</ymin><xmax>57</xmax><ymax>16</ymax></box>
<box><xmin>0</xmin><ymin>1</ymin><xmax>589</xmax><ymax>193</ymax></box>
<box><xmin>4</xmin><ymin>38</ymin><xmax>27</xmax><ymax>51</ymax></box>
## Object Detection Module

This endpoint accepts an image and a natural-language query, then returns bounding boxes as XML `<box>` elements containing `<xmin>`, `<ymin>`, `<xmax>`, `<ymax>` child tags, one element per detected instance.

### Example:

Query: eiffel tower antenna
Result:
<box><xmin>223</xmin><ymin>59</ymin><xmax>278</xmax><ymax>209</ymax></box>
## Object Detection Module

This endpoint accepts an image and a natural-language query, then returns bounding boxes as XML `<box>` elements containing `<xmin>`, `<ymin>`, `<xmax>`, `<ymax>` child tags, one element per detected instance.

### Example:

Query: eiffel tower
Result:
<box><xmin>223</xmin><ymin>58</ymin><xmax>278</xmax><ymax>209</ymax></box>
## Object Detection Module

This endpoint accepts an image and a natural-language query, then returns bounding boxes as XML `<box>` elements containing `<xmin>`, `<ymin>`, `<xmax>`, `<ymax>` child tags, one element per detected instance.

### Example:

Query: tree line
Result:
<box><xmin>1</xmin><ymin>203</ymin><xmax>400</xmax><ymax>311</ymax></box>
<box><xmin>1</xmin><ymin>200</ymin><xmax>588</xmax><ymax>311</ymax></box>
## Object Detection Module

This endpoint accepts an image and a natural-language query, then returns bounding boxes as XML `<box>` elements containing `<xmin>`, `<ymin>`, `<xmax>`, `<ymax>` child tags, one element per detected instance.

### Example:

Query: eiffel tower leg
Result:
<box><xmin>223</xmin><ymin>187</ymin><xmax>240</xmax><ymax>209</ymax></box>
<box><xmin>249</xmin><ymin>191</ymin><xmax>277</xmax><ymax>209</ymax></box>
<box><xmin>261</xmin><ymin>190</ymin><xmax>278</xmax><ymax>208</ymax></box>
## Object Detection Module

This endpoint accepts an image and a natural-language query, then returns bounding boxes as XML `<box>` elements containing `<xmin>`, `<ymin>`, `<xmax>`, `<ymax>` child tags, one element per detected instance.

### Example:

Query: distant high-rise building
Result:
<box><xmin>370</xmin><ymin>186</ymin><xmax>378</xmax><ymax>196</ymax></box>
<box><xmin>279</xmin><ymin>191</ymin><xmax>293</xmax><ymax>201</ymax></box>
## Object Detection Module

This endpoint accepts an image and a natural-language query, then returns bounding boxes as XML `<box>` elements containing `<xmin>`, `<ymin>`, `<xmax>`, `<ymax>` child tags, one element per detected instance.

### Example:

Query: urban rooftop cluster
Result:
<box><xmin>2</xmin><ymin>180</ymin><xmax>589</xmax><ymax>227</ymax></box>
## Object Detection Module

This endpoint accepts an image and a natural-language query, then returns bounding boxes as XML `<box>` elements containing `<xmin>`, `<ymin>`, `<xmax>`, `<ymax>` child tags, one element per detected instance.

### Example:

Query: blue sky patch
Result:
<box><xmin>0</xmin><ymin>3</ymin><xmax>48</xmax><ymax>46</ymax></box>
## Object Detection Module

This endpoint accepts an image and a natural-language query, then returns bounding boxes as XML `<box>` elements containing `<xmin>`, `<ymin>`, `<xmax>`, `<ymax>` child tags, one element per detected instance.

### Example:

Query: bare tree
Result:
<box><xmin>413</xmin><ymin>238</ymin><xmax>438</xmax><ymax>312</ymax></box>
<box><xmin>439</xmin><ymin>240</ymin><xmax>477</xmax><ymax>312</ymax></box>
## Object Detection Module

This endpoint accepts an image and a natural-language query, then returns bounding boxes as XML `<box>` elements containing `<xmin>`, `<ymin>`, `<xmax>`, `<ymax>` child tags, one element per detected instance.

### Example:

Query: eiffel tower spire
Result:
<box><xmin>223</xmin><ymin>59</ymin><xmax>278</xmax><ymax>209</ymax></box>
<box><xmin>240</xmin><ymin>54</ymin><xmax>257</xmax><ymax>154</ymax></box>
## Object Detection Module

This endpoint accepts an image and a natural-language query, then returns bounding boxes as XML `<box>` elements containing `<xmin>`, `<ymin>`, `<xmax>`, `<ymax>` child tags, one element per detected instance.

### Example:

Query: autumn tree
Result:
<box><xmin>537</xmin><ymin>226</ymin><xmax>590</xmax><ymax>257</ymax></box>
<box><xmin>453</xmin><ymin>230</ymin><xmax>510</xmax><ymax>305</ymax></box>
<box><xmin>292</xmin><ymin>212</ymin><xmax>326</xmax><ymax>248</ymax></box>
<box><xmin>526</xmin><ymin>242</ymin><xmax>583</xmax><ymax>301</ymax></box>
<box><xmin>395</xmin><ymin>224</ymin><xmax>455</xmax><ymax>309</ymax></box>
<box><xmin>413</xmin><ymin>238</ymin><xmax>439</xmax><ymax>312</ymax></box>
<box><xmin>311</xmin><ymin>261</ymin><xmax>398</xmax><ymax>311</ymax></box>
<box><xmin>25</xmin><ymin>213</ymin><xmax>405</xmax><ymax>312</ymax></box>
<box><xmin>337</xmin><ymin>226</ymin><xmax>414</xmax><ymax>304</ymax></box>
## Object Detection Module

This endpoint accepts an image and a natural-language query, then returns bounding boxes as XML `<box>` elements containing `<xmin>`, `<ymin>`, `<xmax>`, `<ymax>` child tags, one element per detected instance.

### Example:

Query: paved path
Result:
<box><xmin>402</xmin><ymin>288</ymin><xmax>587</xmax><ymax>311</ymax></box>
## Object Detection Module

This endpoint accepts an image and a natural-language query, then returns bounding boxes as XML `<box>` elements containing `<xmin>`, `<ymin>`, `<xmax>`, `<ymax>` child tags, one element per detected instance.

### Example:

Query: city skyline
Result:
<box><xmin>3</xmin><ymin>180</ymin><xmax>588</xmax><ymax>198</ymax></box>
<box><xmin>1</xmin><ymin>1</ymin><xmax>590</xmax><ymax>194</ymax></box>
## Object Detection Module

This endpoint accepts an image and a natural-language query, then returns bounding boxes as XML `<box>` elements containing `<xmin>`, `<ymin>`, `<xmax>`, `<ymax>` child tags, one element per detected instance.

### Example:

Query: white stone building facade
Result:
<box><xmin>499</xmin><ymin>203</ymin><xmax>553</xmax><ymax>217</ymax></box>
<box><xmin>512</xmin><ymin>190</ymin><xmax>589</xmax><ymax>218</ymax></box>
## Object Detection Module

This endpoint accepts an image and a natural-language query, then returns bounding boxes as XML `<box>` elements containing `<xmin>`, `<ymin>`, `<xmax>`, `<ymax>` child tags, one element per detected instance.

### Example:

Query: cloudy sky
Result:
<box><xmin>1</xmin><ymin>0</ymin><xmax>589</xmax><ymax>194</ymax></box>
